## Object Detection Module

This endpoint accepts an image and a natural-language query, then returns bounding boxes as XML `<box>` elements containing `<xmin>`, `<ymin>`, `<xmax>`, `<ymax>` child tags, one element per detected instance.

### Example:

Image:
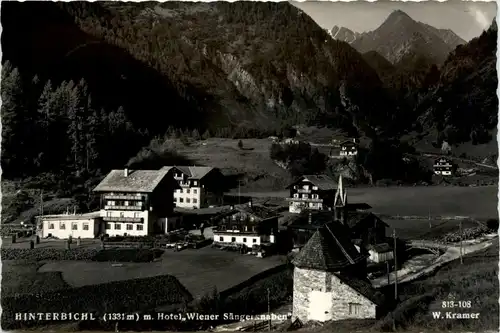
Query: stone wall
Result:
<box><xmin>292</xmin><ymin>267</ymin><xmax>376</xmax><ymax>322</ymax></box>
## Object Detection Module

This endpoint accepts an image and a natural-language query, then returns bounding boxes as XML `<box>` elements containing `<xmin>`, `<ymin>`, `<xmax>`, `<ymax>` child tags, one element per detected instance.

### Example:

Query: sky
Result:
<box><xmin>291</xmin><ymin>1</ymin><xmax>497</xmax><ymax>41</ymax></box>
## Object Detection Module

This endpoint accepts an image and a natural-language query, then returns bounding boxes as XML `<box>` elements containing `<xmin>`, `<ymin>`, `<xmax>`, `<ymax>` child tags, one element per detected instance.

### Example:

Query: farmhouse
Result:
<box><xmin>212</xmin><ymin>202</ymin><xmax>279</xmax><ymax>247</ymax></box>
<box><xmin>433</xmin><ymin>157</ymin><xmax>456</xmax><ymax>176</ymax></box>
<box><xmin>163</xmin><ymin>166</ymin><xmax>224</xmax><ymax>209</ymax></box>
<box><xmin>339</xmin><ymin>139</ymin><xmax>358</xmax><ymax>157</ymax></box>
<box><xmin>37</xmin><ymin>211</ymin><xmax>102</xmax><ymax>239</ymax></box>
<box><xmin>93</xmin><ymin>168</ymin><xmax>181</xmax><ymax>237</ymax></box>
<box><xmin>346</xmin><ymin>212</ymin><xmax>389</xmax><ymax>246</ymax></box>
<box><xmin>286</xmin><ymin>175</ymin><xmax>337</xmax><ymax>214</ymax></box>
<box><xmin>292</xmin><ymin>221</ymin><xmax>384</xmax><ymax>323</ymax></box>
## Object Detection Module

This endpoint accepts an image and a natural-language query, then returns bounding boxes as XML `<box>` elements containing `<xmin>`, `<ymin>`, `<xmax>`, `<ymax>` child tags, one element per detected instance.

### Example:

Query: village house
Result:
<box><xmin>339</xmin><ymin>139</ymin><xmax>358</xmax><ymax>157</ymax></box>
<box><xmin>433</xmin><ymin>157</ymin><xmax>456</xmax><ymax>176</ymax></box>
<box><xmin>366</xmin><ymin>243</ymin><xmax>394</xmax><ymax>264</ymax></box>
<box><xmin>163</xmin><ymin>166</ymin><xmax>224</xmax><ymax>209</ymax></box>
<box><xmin>292</xmin><ymin>221</ymin><xmax>384</xmax><ymax>323</ymax></box>
<box><xmin>93</xmin><ymin>168</ymin><xmax>181</xmax><ymax>237</ymax></box>
<box><xmin>286</xmin><ymin>175</ymin><xmax>337</xmax><ymax>214</ymax></box>
<box><xmin>212</xmin><ymin>201</ymin><xmax>279</xmax><ymax>247</ymax></box>
<box><xmin>37</xmin><ymin>211</ymin><xmax>102</xmax><ymax>239</ymax></box>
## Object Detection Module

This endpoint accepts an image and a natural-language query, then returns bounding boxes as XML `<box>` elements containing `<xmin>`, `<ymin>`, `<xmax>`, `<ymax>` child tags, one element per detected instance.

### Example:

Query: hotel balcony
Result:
<box><xmin>286</xmin><ymin>197</ymin><xmax>323</xmax><ymax>203</ymax></box>
<box><xmin>296</xmin><ymin>189</ymin><xmax>311</xmax><ymax>194</ymax></box>
<box><xmin>104</xmin><ymin>205</ymin><xmax>144</xmax><ymax>211</ymax></box>
<box><xmin>103</xmin><ymin>217</ymin><xmax>144</xmax><ymax>223</ymax></box>
<box><xmin>104</xmin><ymin>194</ymin><xmax>144</xmax><ymax>200</ymax></box>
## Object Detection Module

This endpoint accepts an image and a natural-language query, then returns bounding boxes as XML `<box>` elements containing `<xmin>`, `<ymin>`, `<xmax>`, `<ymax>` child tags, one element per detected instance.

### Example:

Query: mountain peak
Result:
<box><xmin>385</xmin><ymin>9</ymin><xmax>415</xmax><ymax>26</ymax></box>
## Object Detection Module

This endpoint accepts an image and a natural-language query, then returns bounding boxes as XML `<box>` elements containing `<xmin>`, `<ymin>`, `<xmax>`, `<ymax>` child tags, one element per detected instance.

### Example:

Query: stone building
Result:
<box><xmin>292</xmin><ymin>221</ymin><xmax>384</xmax><ymax>323</ymax></box>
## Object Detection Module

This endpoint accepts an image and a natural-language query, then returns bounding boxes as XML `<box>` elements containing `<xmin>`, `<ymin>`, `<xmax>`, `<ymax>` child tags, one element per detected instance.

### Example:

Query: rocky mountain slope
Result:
<box><xmin>415</xmin><ymin>20</ymin><xmax>498</xmax><ymax>146</ymax></box>
<box><xmin>330</xmin><ymin>10</ymin><xmax>466</xmax><ymax>65</ymax></box>
<box><xmin>1</xmin><ymin>1</ymin><xmax>398</xmax><ymax>137</ymax></box>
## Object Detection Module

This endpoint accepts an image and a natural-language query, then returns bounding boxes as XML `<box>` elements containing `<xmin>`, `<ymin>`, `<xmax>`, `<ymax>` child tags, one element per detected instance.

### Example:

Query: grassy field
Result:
<box><xmin>173</xmin><ymin>138</ymin><xmax>291</xmax><ymax>190</ymax></box>
<box><xmin>234</xmin><ymin>186</ymin><xmax>498</xmax><ymax>219</ymax></box>
<box><xmin>384</xmin><ymin>218</ymin><xmax>482</xmax><ymax>240</ymax></box>
<box><xmin>37</xmin><ymin>247</ymin><xmax>286</xmax><ymax>299</ymax></box>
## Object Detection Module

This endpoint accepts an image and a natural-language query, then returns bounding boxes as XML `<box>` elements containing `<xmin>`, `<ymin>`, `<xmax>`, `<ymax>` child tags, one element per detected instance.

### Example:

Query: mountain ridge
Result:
<box><xmin>329</xmin><ymin>10</ymin><xmax>466</xmax><ymax>64</ymax></box>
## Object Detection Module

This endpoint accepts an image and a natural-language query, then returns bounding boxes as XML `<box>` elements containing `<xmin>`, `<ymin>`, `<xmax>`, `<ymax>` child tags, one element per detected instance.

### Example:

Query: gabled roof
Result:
<box><xmin>292</xmin><ymin>221</ymin><xmax>367</xmax><ymax>271</ymax></box>
<box><xmin>347</xmin><ymin>211</ymin><xmax>389</xmax><ymax>229</ymax></box>
<box><xmin>163</xmin><ymin>166</ymin><xmax>215</xmax><ymax>180</ymax></box>
<box><xmin>93</xmin><ymin>169</ymin><xmax>176</xmax><ymax>193</ymax></box>
<box><xmin>340</xmin><ymin>140</ymin><xmax>358</xmax><ymax>146</ymax></box>
<box><xmin>367</xmin><ymin>243</ymin><xmax>392</xmax><ymax>253</ymax></box>
<box><xmin>434</xmin><ymin>157</ymin><xmax>453</xmax><ymax>164</ymax></box>
<box><xmin>286</xmin><ymin>175</ymin><xmax>337</xmax><ymax>190</ymax></box>
<box><xmin>335</xmin><ymin>273</ymin><xmax>385</xmax><ymax>306</ymax></box>
<box><xmin>232</xmin><ymin>204</ymin><xmax>279</xmax><ymax>220</ymax></box>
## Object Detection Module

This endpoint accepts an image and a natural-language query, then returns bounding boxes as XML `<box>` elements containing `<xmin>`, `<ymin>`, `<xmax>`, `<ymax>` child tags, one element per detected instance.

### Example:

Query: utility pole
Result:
<box><xmin>393</xmin><ymin>229</ymin><xmax>398</xmax><ymax>300</ymax></box>
<box><xmin>386</xmin><ymin>261</ymin><xmax>390</xmax><ymax>285</ymax></box>
<box><xmin>459</xmin><ymin>220</ymin><xmax>463</xmax><ymax>264</ymax></box>
<box><xmin>428</xmin><ymin>207</ymin><xmax>431</xmax><ymax>229</ymax></box>
<box><xmin>267</xmin><ymin>288</ymin><xmax>271</xmax><ymax>331</ymax></box>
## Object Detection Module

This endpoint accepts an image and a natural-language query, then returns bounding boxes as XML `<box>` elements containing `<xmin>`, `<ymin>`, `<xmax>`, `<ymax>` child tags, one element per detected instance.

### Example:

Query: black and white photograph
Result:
<box><xmin>0</xmin><ymin>0</ymin><xmax>498</xmax><ymax>332</ymax></box>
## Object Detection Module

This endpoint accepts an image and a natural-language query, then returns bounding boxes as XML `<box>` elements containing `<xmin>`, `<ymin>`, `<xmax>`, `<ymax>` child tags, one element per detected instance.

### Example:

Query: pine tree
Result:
<box><xmin>191</xmin><ymin>128</ymin><xmax>201</xmax><ymax>140</ymax></box>
<box><xmin>1</xmin><ymin>65</ymin><xmax>26</xmax><ymax>175</ymax></box>
<box><xmin>201</xmin><ymin>129</ymin><xmax>211</xmax><ymax>140</ymax></box>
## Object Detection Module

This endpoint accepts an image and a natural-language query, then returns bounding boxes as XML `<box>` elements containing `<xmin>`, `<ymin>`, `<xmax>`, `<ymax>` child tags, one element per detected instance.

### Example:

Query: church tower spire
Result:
<box><xmin>334</xmin><ymin>175</ymin><xmax>348</xmax><ymax>224</ymax></box>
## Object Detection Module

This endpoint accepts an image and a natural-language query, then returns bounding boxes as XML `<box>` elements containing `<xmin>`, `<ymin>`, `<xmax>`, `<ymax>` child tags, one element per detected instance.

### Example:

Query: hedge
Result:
<box><xmin>1</xmin><ymin>248</ymin><xmax>98</xmax><ymax>261</ymax></box>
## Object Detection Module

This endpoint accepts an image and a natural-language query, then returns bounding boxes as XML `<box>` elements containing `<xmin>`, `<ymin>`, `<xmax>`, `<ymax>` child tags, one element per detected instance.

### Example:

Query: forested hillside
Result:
<box><xmin>0</xmin><ymin>1</ymin><xmax>497</xmax><ymax>189</ymax></box>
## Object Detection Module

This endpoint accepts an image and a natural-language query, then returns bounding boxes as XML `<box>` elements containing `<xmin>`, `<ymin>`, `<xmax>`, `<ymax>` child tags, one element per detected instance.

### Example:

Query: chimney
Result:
<box><xmin>73</xmin><ymin>206</ymin><xmax>76</xmax><ymax>215</ymax></box>
<box><xmin>124</xmin><ymin>168</ymin><xmax>129</xmax><ymax>177</ymax></box>
<box><xmin>308</xmin><ymin>212</ymin><xmax>312</xmax><ymax>224</ymax></box>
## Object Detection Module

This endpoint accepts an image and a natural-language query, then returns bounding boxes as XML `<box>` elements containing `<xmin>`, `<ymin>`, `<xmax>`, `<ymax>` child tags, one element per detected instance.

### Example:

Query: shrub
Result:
<box><xmin>0</xmin><ymin>248</ymin><xmax>98</xmax><ymax>261</ymax></box>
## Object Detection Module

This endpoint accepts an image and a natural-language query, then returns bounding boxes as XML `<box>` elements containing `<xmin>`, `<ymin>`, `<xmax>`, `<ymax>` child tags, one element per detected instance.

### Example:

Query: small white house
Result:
<box><xmin>38</xmin><ymin>211</ymin><xmax>102</xmax><ymax>239</ymax></box>
<box><xmin>367</xmin><ymin>243</ymin><xmax>394</xmax><ymax>263</ymax></box>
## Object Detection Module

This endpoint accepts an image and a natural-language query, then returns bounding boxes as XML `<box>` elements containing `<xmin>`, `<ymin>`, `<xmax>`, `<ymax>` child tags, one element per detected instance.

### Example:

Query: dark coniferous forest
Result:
<box><xmin>1</xmin><ymin>1</ymin><xmax>498</xmax><ymax>197</ymax></box>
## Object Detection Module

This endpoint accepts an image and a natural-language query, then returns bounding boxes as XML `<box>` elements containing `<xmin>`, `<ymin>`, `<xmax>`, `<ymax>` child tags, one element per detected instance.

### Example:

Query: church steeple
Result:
<box><xmin>334</xmin><ymin>175</ymin><xmax>348</xmax><ymax>224</ymax></box>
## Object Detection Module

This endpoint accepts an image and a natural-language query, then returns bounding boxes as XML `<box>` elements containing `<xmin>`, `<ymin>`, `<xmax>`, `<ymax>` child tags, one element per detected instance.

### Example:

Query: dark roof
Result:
<box><xmin>292</xmin><ymin>221</ymin><xmax>367</xmax><ymax>271</ymax></box>
<box><xmin>286</xmin><ymin>175</ymin><xmax>337</xmax><ymax>190</ymax></box>
<box><xmin>367</xmin><ymin>243</ymin><xmax>392</xmax><ymax>253</ymax></box>
<box><xmin>233</xmin><ymin>204</ymin><xmax>278</xmax><ymax>220</ymax></box>
<box><xmin>346</xmin><ymin>203</ymin><xmax>372</xmax><ymax>211</ymax></box>
<box><xmin>335</xmin><ymin>273</ymin><xmax>385</xmax><ymax>306</ymax></box>
<box><xmin>163</xmin><ymin>166</ymin><xmax>215</xmax><ymax>180</ymax></box>
<box><xmin>340</xmin><ymin>140</ymin><xmax>358</xmax><ymax>146</ymax></box>
<box><xmin>346</xmin><ymin>211</ymin><xmax>389</xmax><ymax>229</ymax></box>
<box><xmin>434</xmin><ymin>157</ymin><xmax>453</xmax><ymax>164</ymax></box>
<box><xmin>287</xmin><ymin>211</ymin><xmax>336</xmax><ymax>229</ymax></box>
<box><xmin>93</xmin><ymin>169</ymin><xmax>177</xmax><ymax>193</ymax></box>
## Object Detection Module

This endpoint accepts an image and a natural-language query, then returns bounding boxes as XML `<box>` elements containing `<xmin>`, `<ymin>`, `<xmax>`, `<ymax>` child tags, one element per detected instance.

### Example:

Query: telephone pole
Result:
<box><xmin>459</xmin><ymin>221</ymin><xmax>463</xmax><ymax>264</ymax></box>
<box><xmin>393</xmin><ymin>229</ymin><xmax>398</xmax><ymax>300</ymax></box>
<box><xmin>428</xmin><ymin>207</ymin><xmax>431</xmax><ymax>229</ymax></box>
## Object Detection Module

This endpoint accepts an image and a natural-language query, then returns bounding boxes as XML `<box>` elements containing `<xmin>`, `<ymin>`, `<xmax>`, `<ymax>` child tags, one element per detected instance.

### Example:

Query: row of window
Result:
<box><xmin>174</xmin><ymin>197</ymin><xmax>198</xmax><ymax>204</ymax></box>
<box><xmin>107</xmin><ymin>200</ymin><xmax>142</xmax><ymax>207</ymax></box>
<box><xmin>105</xmin><ymin>212</ymin><xmax>141</xmax><ymax>218</ymax></box>
<box><xmin>219</xmin><ymin>236</ymin><xmax>257</xmax><ymax>243</ymax></box>
<box><xmin>293</xmin><ymin>193</ymin><xmax>319</xmax><ymax>199</ymax></box>
<box><xmin>175</xmin><ymin>188</ymin><xmax>198</xmax><ymax>194</ymax></box>
<box><xmin>105</xmin><ymin>223</ymin><xmax>143</xmax><ymax>231</ymax></box>
<box><xmin>293</xmin><ymin>185</ymin><xmax>319</xmax><ymax>190</ymax></box>
<box><xmin>48</xmin><ymin>222</ymin><xmax>90</xmax><ymax>230</ymax></box>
